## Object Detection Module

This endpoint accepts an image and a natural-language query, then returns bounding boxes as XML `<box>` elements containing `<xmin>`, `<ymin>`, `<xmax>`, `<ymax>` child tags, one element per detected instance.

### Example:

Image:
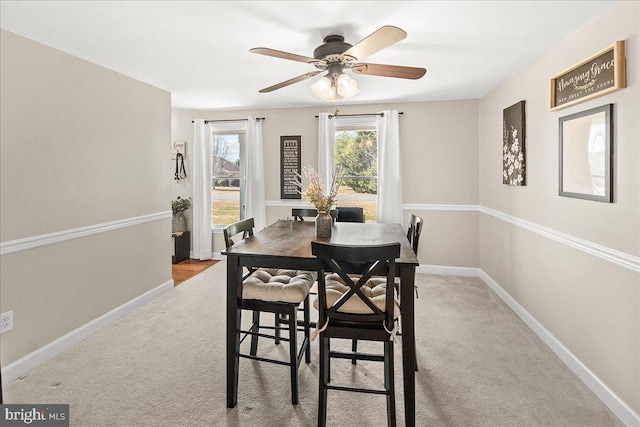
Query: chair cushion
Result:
<box><xmin>243</xmin><ymin>268</ymin><xmax>315</xmax><ymax>304</ymax></box>
<box><xmin>313</xmin><ymin>274</ymin><xmax>400</xmax><ymax>319</ymax></box>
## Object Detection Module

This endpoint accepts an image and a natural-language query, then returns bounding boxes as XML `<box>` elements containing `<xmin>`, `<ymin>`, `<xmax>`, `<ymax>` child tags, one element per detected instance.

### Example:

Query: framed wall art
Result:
<box><xmin>503</xmin><ymin>100</ymin><xmax>526</xmax><ymax>186</ymax></box>
<box><xmin>559</xmin><ymin>104</ymin><xmax>612</xmax><ymax>202</ymax></box>
<box><xmin>550</xmin><ymin>41</ymin><xmax>625</xmax><ymax>111</ymax></box>
<box><xmin>280</xmin><ymin>135</ymin><xmax>301</xmax><ymax>199</ymax></box>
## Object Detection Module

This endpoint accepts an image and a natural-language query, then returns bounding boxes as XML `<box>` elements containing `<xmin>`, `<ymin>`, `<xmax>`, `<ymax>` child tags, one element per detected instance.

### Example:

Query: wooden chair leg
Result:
<box><xmin>275</xmin><ymin>313</ymin><xmax>281</xmax><ymax>345</ymax></box>
<box><xmin>303</xmin><ymin>297</ymin><xmax>311</xmax><ymax>364</ymax></box>
<box><xmin>250</xmin><ymin>310</ymin><xmax>260</xmax><ymax>356</ymax></box>
<box><xmin>385</xmin><ymin>341</ymin><xmax>396</xmax><ymax>427</ymax></box>
<box><xmin>288</xmin><ymin>306</ymin><xmax>299</xmax><ymax>405</ymax></box>
<box><xmin>327</xmin><ymin>338</ymin><xmax>331</xmax><ymax>383</ymax></box>
<box><xmin>351</xmin><ymin>339</ymin><xmax>358</xmax><ymax>365</ymax></box>
<box><xmin>318</xmin><ymin>335</ymin><xmax>329</xmax><ymax>427</ymax></box>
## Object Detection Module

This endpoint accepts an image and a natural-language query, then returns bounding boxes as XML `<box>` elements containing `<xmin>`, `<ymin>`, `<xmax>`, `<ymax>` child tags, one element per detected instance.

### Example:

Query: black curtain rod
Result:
<box><xmin>314</xmin><ymin>112</ymin><xmax>403</xmax><ymax>119</ymax></box>
<box><xmin>191</xmin><ymin>118</ymin><xmax>266</xmax><ymax>124</ymax></box>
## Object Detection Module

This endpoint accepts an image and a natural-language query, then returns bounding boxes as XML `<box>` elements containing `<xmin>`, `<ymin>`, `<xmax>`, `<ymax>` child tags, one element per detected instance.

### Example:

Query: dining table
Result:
<box><xmin>222</xmin><ymin>219</ymin><xmax>420</xmax><ymax>426</ymax></box>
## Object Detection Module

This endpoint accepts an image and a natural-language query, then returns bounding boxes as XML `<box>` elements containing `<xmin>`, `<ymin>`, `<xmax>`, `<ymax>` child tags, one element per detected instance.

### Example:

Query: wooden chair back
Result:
<box><xmin>292</xmin><ymin>208</ymin><xmax>318</xmax><ymax>221</ymax></box>
<box><xmin>406</xmin><ymin>214</ymin><xmax>424</xmax><ymax>256</ymax></box>
<box><xmin>292</xmin><ymin>208</ymin><xmax>338</xmax><ymax>221</ymax></box>
<box><xmin>223</xmin><ymin>217</ymin><xmax>255</xmax><ymax>249</ymax></box>
<box><xmin>336</xmin><ymin>206</ymin><xmax>365</xmax><ymax>223</ymax></box>
<box><xmin>311</xmin><ymin>241</ymin><xmax>400</xmax><ymax>330</ymax></box>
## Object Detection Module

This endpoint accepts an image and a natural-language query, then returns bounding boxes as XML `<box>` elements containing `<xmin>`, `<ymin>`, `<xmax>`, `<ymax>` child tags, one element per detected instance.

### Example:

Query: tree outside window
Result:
<box><xmin>212</xmin><ymin>133</ymin><xmax>245</xmax><ymax>226</ymax></box>
<box><xmin>335</xmin><ymin>129</ymin><xmax>377</xmax><ymax>222</ymax></box>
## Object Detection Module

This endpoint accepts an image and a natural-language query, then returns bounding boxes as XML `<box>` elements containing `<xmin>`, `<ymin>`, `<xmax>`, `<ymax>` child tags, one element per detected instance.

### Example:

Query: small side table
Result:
<box><xmin>172</xmin><ymin>231</ymin><xmax>190</xmax><ymax>264</ymax></box>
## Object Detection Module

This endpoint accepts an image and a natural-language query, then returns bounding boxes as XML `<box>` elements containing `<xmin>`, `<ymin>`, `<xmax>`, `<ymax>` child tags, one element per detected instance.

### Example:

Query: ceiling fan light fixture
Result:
<box><xmin>311</xmin><ymin>76</ymin><xmax>333</xmax><ymax>99</ymax></box>
<box><xmin>312</xmin><ymin>73</ymin><xmax>359</xmax><ymax>102</ymax></box>
<box><xmin>337</xmin><ymin>73</ymin><xmax>359</xmax><ymax>99</ymax></box>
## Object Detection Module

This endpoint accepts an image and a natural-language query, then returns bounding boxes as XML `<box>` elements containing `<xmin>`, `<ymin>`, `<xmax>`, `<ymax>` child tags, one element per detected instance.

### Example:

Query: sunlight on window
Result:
<box><xmin>335</xmin><ymin>130</ymin><xmax>377</xmax><ymax>222</ymax></box>
<box><xmin>212</xmin><ymin>134</ymin><xmax>244</xmax><ymax>225</ymax></box>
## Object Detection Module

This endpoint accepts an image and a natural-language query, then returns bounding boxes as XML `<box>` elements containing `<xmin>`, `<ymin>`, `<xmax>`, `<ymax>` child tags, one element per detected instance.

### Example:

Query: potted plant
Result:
<box><xmin>293</xmin><ymin>165</ymin><xmax>343</xmax><ymax>237</ymax></box>
<box><xmin>171</xmin><ymin>196</ymin><xmax>191</xmax><ymax>233</ymax></box>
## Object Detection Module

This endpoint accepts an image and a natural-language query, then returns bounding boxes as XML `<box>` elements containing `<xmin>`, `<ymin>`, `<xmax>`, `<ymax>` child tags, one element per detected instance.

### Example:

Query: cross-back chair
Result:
<box><xmin>223</xmin><ymin>218</ymin><xmax>313</xmax><ymax>405</ymax></box>
<box><xmin>312</xmin><ymin>241</ymin><xmax>401</xmax><ymax>427</ymax></box>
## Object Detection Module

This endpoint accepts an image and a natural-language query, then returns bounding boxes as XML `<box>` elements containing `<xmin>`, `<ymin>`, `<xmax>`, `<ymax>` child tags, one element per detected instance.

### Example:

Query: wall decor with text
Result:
<box><xmin>550</xmin><ymin>41</ymin><xmax>625</xmax><ymax>111</ymax></box>
<box><xmin>503</xmin><ymin>100</ymin><xmax>526</xmax><ymax>186</ymax></box>
<box><xmin>559</xmin><ymin>104</ymin><xmax>612</xmax><ymax>202</ymax></box>
<box><xmin>280</xmin><ymin>135</ymin><xmax>301</xmax><ymax>199</ymax></box>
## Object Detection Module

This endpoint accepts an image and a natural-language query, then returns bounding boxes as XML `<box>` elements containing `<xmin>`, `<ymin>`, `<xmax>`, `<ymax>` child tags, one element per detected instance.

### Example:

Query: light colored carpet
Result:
<box><xmin>4</xmin><ymin>262</ymin><xmax>622</xmax><ymax>426</ymax></box>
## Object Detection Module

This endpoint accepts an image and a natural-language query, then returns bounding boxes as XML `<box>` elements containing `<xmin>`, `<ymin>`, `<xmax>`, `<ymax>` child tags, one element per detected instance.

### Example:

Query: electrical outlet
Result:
<box><xmin>1</xmin><ymin>311</ymin><xmax>13</xmax><ymax>334</ymax></box>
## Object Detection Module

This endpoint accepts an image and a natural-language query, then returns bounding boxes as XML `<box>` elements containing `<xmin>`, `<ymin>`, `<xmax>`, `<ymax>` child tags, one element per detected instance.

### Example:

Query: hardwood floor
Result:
<box><xmin>172</xmin><ymin>259</ymin><xmax>218</xmax><ymax>286</ymax></box>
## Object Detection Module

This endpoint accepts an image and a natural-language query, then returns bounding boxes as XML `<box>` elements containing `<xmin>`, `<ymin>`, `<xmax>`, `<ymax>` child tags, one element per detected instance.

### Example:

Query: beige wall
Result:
<box><xmin>0</xmin><ymin>30</ymin><xmax>172</xmax><ymax>365</ymax></box>
<box><xmin>478</xmin><ymin>1</ymin><xmax>639</xmax><ymax>413</ymax></box>
<box><xmin>171</xmin><ymin>100</ymin><xmax>479</xmax><ymax>267</ymax></box>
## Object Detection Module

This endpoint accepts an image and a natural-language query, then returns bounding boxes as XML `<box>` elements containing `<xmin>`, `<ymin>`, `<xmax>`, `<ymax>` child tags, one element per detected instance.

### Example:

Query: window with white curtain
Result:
<box><xmin>211</xmin><ymin>130</ymin><xmax>246</xmax><ymax>227</ymax></box>
<box><xmin>335</xmin><ymin>117</ymin><xmax>377</xmax><ymax>222</ymax></box>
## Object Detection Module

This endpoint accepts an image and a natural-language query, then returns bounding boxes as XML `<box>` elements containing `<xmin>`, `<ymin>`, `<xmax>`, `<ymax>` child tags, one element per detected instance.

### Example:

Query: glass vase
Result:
<box><xmin>315</xmin><ymin>210</ymin><xmax>332</xmax><ymax>238</ymax></box>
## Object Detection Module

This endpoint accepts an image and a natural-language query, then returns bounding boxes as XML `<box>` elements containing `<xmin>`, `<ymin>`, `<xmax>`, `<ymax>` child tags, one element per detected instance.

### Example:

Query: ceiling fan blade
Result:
<box><xmin>259</xmin><ymin>71</ymin><xmax>323</xmax><ymax>93</ymax></box>
<box><xmin>341</xmin><ymin>26</ymin><xmax>407</xmax><ymax>61</ymax></box>
<box><xmin>351</xmin><ymin>62</ymin><xmax>426</xmax><ymax>79</ymax></box>
<box><xmin>250</xmin><ymin>47</ymin><xmax>318</xmax><ymax>64</ymax></box>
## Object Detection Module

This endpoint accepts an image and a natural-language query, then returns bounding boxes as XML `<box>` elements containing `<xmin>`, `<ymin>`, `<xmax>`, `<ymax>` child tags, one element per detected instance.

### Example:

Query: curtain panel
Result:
<box><xmin>245</xmin><ymin>117</ymin><xmax>266</xmax><ymax>230</ymax></box>
<box><xmin>192</xmin><ymin>119</ymin><xmax>213</xmax><ymax>260</ymax></box>
<box><xmin>317</xmin><ymin>112</ymin><xmax>336</xmax><ymax>195</ymax></box>
<box><xmin>376</xmin><ymin>110</ymin><xmax>404</xmax><ymax>224</ymax></box>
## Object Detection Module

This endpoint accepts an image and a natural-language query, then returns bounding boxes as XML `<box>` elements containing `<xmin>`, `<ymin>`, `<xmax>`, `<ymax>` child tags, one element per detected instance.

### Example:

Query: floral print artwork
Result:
<box><xmin>503</xmin><ymin>101</ymin><xmax>526</xmax><ymax>186</ymax></box>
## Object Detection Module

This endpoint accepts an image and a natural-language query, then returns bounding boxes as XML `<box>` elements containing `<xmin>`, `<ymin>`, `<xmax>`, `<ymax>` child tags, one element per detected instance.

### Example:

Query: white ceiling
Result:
<box><xmin>0</xmin><ymin>1</ymin><xmax>616</xmax><ymax>111</ymax></box>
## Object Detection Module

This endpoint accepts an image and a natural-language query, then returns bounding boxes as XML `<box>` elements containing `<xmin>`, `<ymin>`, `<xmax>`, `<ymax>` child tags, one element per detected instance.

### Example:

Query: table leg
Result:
<box><xmin>226</xmin><ymin>255</ymin><xmax>242</xmax><ymax>408</ymax></box>
<box><xmin>400</xmin><ymin>265</ymin><xmax>416</xmax><ymax>427</ymax></box>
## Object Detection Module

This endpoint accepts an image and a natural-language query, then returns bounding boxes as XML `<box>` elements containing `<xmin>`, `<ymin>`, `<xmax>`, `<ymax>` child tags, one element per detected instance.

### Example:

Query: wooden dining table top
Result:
<box><xmin>222</xmin><ymin>219</ymin><xmax>419</xmax><ymax>265</ymax></box>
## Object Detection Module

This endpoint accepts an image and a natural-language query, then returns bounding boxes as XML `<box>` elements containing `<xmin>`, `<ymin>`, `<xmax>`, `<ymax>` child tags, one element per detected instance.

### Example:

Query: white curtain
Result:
<box><xmin>317</xmin><ymin>112</ymin><xmax>335</xmax><ymax>195</ymax></box>
<box><xmin>376</xmin><ymin>110</ymin><xmax>404</xmax><ymax>224</ymax></box>
<box><xmin>192</xmin><ymin>119</ymin><xmax>212</xmax><ymax>260</ymax></box>
<box><xmin>245</xmin><ymin>117</ymin><xmax>267</xmax><ymax>230</ymax></box>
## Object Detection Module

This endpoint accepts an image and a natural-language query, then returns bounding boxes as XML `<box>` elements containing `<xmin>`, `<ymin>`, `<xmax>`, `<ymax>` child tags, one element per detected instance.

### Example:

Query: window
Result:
<box><xmin>212</xmin><ymin>132</ymin><xmax>245</xmax><ymax>226</ymax></box>
<box><xmin>334</xmin><ymin>122</ymin><xmax>377</xmax><ymax>222</ymax></box>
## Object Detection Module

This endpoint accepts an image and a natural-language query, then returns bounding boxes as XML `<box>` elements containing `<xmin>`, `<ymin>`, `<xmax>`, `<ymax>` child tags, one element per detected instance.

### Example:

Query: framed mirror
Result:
<box><xmin>559</xmin><ymin>104</ymin><xmax>612</xmax><ymax>202</ymax></box>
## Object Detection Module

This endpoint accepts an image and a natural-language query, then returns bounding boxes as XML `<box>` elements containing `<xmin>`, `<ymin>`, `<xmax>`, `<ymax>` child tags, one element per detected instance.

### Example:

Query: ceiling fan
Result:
<box><xmin>250</xmin><ymin>25</ymin><xmax>426</xmax><ymax>101</ymax></box>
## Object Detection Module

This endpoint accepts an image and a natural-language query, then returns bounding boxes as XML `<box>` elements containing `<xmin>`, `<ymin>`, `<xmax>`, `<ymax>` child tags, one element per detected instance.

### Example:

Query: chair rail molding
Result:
<box><xmin>266</xmin><ymin>201</ymin><xmax>639</xmax><ymax>272</ymax></box>
<box><xmin>479</xmin><ymin>206</ymin><xmax>640</xmax><ymax>273</ymax></box>
<box><xmin>0</xmin><ymin>211</ymin><xmax>172</xmax><ymax>256</ymax></box>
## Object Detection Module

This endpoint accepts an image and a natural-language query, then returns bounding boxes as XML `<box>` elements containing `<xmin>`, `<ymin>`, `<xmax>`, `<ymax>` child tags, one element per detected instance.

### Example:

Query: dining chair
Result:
<box><xmin>406</xmin><ymin>213</ymin><xmax>424</xmax><ymax>257</ymax></box>
<box><xmin>335</xmin><ymin>206</ymin><xmax>365</xmax><ymax>223</ymax></box>
<box><xmin>312</xmin><ymin>241</ymin><xmax>401</xmax><ymax>427</ymax></box>
<box><xmin>223</xmin><ymin>218</ymin><xmax>314</xmax><ymax>405</ymax></box>
<box><xmin>376</xmin><ymin>213</ymin><xmax>424</xmax><ymax>368</ymax></box>
<box><xmin>291</xmin><ymin>208</ymin><xmax>337</xmax><ymax>221</ymax></box>
<box><xmin>291</xmin><ymin>208</ymin><xmax>318</xmax><ymax>221</ymax></box>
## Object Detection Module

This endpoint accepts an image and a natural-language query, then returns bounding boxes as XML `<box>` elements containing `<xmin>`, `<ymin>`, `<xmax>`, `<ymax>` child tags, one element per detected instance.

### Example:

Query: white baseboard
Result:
<box><xmin>1</xmin><ymin>279</ymin><xmax>174</xmax><ymax>387</ymax></box>
<box><xmin>477</xmin><ymin>270</ymin><xmax>640</xmax><ymax>427</ymax></box>
<box><xmin>417</xmin><ymin>264</ymin><xmax>481</xmax><ymax>276</ymax></box>
<box><xmin>188</xmin><ymin>251</ymin><xmax>224</xmax><ymax>260</ymax></box>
